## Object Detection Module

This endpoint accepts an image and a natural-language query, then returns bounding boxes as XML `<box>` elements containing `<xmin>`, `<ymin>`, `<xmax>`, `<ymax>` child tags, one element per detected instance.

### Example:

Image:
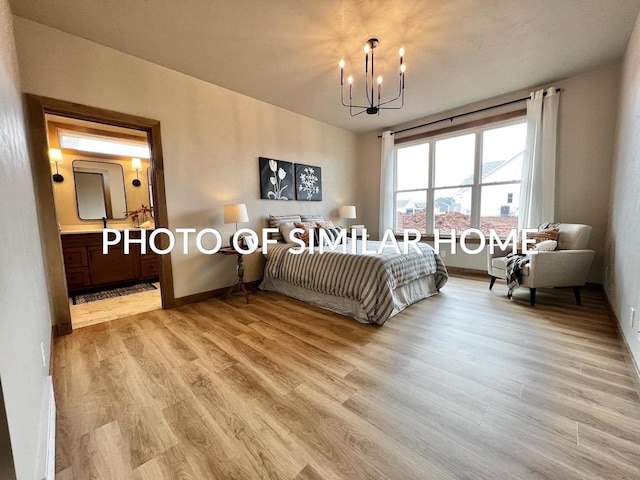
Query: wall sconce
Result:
<box><xmin>131</xmin><ymin>157</ymin><xmax>142</xmax><ymax>186</ymax></box>
<box><xmin>49</xmin><ymin>148</ymin><xmax>64</xmax><ymax>183</ymax></box>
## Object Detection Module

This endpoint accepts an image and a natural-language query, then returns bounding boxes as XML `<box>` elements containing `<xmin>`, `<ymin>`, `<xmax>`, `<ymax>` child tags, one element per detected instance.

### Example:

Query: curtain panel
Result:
<box><xmin>379</xmin><ymin>131</ymin><xmax>395</xmax><ymax>238</ymax></box>
<box><xmin>519</xmin><ymin>87</ymin><xmax>560</xmax><ymax>229</ymax></box>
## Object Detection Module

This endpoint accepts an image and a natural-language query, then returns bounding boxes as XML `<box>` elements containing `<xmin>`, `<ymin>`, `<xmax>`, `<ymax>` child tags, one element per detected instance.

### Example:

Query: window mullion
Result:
<box><xmin>471</xmin><ymin>130</ymin><xmax>482</xmax><ymax>229</ymax></box>
<box><xmin>427</xmin><ymin>140</ymin><xmax>435</xmax><ymax>234</ymax></box>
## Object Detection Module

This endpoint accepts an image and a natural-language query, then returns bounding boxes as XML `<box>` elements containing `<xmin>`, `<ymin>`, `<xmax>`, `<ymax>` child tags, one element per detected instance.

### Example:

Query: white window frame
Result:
<box><xmin>393</xmin><ymin>116</ymin><xmax>526</xmax><ymax>235</ymax></box>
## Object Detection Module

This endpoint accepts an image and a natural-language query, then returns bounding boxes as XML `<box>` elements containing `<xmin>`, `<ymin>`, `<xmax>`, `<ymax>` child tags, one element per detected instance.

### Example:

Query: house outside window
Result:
<box><xmin>394</xmin><ymin>119</ymin><xmax>527</xmax><ymax>237</ymax></box>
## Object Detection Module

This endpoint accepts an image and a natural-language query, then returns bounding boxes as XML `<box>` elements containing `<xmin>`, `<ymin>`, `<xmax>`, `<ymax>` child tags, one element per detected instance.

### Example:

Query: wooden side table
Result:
<box><xmin>218</xmin><ymin>246</ymin><xmax>257</xmax><ymax>304</ymax></box>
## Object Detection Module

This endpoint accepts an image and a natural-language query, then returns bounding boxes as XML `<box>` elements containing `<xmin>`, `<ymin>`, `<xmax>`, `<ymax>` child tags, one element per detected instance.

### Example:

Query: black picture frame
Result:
<box><xmin>259</xmin><ymin>157</ymin><xmax>294</xmax><ymax>200</ymax></box>
<box><xmin>295</xmin><ymin>163</ymin><xmax>322</xmax><ymax>201</ymax></box>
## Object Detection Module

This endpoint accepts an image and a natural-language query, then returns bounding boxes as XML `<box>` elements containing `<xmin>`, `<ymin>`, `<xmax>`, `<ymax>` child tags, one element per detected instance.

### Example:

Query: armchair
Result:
<box><xmin>487</xmin><ymin>224</ymin><xmax>595</xmax><ymax>306</ymax></box>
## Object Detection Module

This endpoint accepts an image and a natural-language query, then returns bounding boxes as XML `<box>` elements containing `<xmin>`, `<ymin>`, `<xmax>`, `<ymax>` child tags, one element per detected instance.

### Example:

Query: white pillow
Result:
<box><xmin>278</xmin><ymin>222</ymin><xmax>298</xmax><ymax>244</ymax></box>
<box><xmin>532</xmin><ymin>240</ymin><xmax>557</xmax><ymax>252</ymax></box>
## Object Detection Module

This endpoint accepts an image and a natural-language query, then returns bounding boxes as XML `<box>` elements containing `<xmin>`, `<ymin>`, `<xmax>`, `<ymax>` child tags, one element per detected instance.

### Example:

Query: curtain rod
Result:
<box><xmin>377</xmin><ymin>88</ymin><xmax>562</xmax><ymax>138</ymax></box>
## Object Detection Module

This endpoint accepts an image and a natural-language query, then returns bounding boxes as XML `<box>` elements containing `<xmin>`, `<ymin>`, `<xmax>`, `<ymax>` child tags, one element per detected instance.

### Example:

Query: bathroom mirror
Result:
<box><xmin>147</xmin><ymin>167</ymin><xmax>154</xmax><ymax>218</ymax></box>
<box><xmin>73</xmin><ymin>160</ymin><xmax>128</xmax><ymax>220</ymax></box>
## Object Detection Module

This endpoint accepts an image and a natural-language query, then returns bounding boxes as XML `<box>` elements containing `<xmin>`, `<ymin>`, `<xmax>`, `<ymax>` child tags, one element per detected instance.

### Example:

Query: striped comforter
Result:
<box><xmin>262</xmin><ymin>240</ymin><xmax>448</xmax><ymax>325</ymax></box>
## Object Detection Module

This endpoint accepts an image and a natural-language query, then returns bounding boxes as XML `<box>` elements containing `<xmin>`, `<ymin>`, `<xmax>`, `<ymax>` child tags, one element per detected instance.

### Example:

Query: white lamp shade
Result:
<box><xmin>224</xmin><ymin>203</ymin><xmax>249</xmax><ymax>224</ymax></box>
<box><xmin>48</xmin><ymin>148</ymin><xmax>63</xmax><ymax>163</ymax></box>
<box><xmin>131</xmin><ymin>157</ymin><xmax>142</xmax><ymax>171</ymax></box>
<box><xmin>340</xmin><ymin>205</ymin><xmax>357</xmax><ymax>219</ymax></box>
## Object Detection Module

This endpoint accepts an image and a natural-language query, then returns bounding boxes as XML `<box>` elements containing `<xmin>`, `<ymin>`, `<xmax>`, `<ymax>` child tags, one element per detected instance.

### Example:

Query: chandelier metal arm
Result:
<box><xmin>350</xmin><ymin>108</ymin><xmax>368</xmax><ymax>117</ymax></box>
<box><xmin>377</xmin><ymin>77</ymin><xmax>404</xmax><ymax>108</ymax></box>
<box><xmin>339</xmin><ymin>38</ymin><xmax>405</xmax><ymax>116</ymax></box>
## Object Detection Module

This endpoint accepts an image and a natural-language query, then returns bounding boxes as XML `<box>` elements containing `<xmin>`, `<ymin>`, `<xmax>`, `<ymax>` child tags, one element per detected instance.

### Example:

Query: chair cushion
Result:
<box><xmin>491</xmin><ymin>257</ymin><xmax>529</xmax><ymax>276</ymax></box>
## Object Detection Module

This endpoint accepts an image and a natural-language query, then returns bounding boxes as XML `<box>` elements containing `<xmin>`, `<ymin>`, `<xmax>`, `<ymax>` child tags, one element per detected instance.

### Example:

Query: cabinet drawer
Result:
<box><xmin>140</xmin><ymin>251</ymin><xmax>158</xmax><ymax>260</ymax></box>
<box><xmin>140</xmin><ymin>258</ymin><xmax>159</xmax><ymax>278</ymax></box>
<box><xmin>63</xmin><ymin>247</ymin><xmax>88</xmax><ymax>268</ymax></box>
<box><xmin>65</xmin><ymin>267</ymin><xmax>91</xmax><ymax>290</ymax></box>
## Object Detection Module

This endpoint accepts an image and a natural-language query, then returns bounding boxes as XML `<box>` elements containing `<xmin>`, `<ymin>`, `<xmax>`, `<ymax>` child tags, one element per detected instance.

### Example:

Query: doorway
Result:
<box><xmin>25</xmin><ymin>95</ymin><xmax>174</xmax><ymax>335</ymax></box>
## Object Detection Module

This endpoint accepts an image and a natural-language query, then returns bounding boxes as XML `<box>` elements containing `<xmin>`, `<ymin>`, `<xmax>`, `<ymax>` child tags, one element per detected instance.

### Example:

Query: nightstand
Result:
<box><xmin>218</xmin><ymin>246</ymin><xmax>258</xmax><ymax>304</ymax></box>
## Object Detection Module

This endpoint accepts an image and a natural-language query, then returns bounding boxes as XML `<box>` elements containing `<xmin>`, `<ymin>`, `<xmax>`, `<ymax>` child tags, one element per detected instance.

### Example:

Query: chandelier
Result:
<box><xmin>339</xmin><ymin>38</ymin><xmax>405</xmax><ymax>116</ymax></box>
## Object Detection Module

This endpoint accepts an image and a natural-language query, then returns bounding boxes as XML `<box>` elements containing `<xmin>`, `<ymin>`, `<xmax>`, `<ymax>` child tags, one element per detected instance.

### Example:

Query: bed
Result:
<box><xmin>259</xmin><ymin>238</ymin><xmax>448</xmax><ymax>325</ymax></box>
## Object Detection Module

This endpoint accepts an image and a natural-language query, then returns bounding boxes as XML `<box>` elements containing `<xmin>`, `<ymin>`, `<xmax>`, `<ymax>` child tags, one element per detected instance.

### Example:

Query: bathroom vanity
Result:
<box><xmin>61</xmin><ymin>230</ymin><xmax>159</xmax><ymax>293</ymax></box>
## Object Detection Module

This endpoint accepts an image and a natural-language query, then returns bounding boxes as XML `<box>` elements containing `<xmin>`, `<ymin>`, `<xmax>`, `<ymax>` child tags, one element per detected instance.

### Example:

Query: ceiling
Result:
<box><xmin>11</xmin><ymin>0</ymin><xmax>640</xmax><ymax>133</ymax></box>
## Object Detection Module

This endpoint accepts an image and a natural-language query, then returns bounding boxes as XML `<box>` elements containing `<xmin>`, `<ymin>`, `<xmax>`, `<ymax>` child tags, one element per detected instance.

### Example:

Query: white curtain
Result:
<box><xmin>519</xmin><ymin>87</ymin><xmax>560</xmax><ymax>229</ymax></box>
<box><xmin>379</xmin><ymin>130</ymin><xmax>395</xmax><ymax>239</ymax></box>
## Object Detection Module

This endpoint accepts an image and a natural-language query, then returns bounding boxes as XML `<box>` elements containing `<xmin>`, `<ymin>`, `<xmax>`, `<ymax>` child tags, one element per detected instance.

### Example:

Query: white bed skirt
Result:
<box><xmin>259</xmin><ymin>274</ymin><xmax>438</xmax><ymax>324</ymax></box>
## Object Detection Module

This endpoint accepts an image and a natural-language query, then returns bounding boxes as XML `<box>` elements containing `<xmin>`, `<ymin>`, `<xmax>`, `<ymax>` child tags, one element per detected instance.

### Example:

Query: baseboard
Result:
<box><xmin>446</xmin><ymin>266</ymin><xmax>487</xmax><ymax>278</ymax></box>
<box><xmin>37</xmin><ymin>376</ymin><xmax>55</xmax><ymax>480</ymax></box>
<box><xmin>46</xmin><ymin>376</ymin><xmax>55</xmax><ymax>480</ymax></box>
<box><xmin>173</xmin><ymin>279</ymin><xmax>263</xmax><ymax>308</ymax></box>
<box><xmin>602</xmin><ymin>292</ymin><xmax>640</xmax><ymax>399</ymax></box>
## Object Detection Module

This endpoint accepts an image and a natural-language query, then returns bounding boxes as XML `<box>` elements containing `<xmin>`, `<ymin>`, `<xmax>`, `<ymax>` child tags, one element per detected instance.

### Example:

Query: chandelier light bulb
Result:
<box><xmin>347</xmin><ymin>75</ymin><xmax>353</xmax><ymax>84</ymax></box>
<box><xmin>400</xmin><ymin>64</ymin><xmax>406</xmax><ymax>73</ymax></box>
<box><xmin>364</xmin><ymin>43</ymin><xmax>370</xmax><ymax>54</ymax></box>
<box><xmin>339</xmin><ymin>59</ymin><xmax>345</xmax><ymax>69</ymax></box>
<box><xmin>377</xmin><ymin>76</ymin><xmax>383</xmax><ymax>84</ymax></box>
<box><xmin>399</xmin><ymin>47</ymin><xmax>405</xmax><ymax>57</ymax></box>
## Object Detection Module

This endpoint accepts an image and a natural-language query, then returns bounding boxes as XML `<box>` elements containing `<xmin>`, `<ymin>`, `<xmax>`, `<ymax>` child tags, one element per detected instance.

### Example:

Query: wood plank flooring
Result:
<box><xmin>53</xmin><ymin>275</ymin><xmax>640</xmax><ymax>479</ymax></box>
<box><xmin>69</xmin><ymin>282</ymin><xmax>162</xmax><ymax>329</ymax></box>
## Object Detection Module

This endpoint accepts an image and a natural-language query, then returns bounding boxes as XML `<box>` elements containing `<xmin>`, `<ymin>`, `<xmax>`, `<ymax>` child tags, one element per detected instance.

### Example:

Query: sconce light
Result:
<box><xmin>131</xmin><ymin>157</ymin><xmax>142</xmax><ymax>186</ymax></box>
<box><xmin>49</xmin><ymin>148</ymin><xmax>64</xmax><ymax>183</ymax></box>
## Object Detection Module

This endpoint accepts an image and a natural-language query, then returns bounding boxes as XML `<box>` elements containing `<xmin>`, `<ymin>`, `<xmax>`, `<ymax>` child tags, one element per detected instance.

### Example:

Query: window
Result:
<box><xmin>58</xmin><ymin>130</ymin><xmax>151</xmax><ymax>158</ymax></box>
<box><xmin>394</xmin><ymin>119</ymin><xmax>527</xmax><ymax>236</ymax></box>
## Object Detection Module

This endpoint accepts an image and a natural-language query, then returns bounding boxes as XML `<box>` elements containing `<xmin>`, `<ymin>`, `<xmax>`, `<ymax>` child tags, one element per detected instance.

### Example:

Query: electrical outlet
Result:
<box><xmin>440</xmin><ymin>249</ymin><xmax>446</xmax><ymax>258</ymax></box>
<box><xmin>630</xmin><ymin>307</ymin><xmax>636</xmax><ymax>328</ymax></box>
<box><xmin>40</xmin><ymin>342</ymin><xmax>46</xmax><ymax>368</ymax></box>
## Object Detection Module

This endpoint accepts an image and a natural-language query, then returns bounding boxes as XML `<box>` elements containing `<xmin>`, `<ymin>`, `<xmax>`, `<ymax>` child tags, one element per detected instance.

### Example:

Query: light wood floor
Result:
<box><xmin>70</xmin><ymin>283</ymin><xmax>162</xmax><ymax>329</ymax></box>
<box><xmin>53</xmin><ymin>275</ymin><xmax>640</xmax><ymax>479</ymax></box>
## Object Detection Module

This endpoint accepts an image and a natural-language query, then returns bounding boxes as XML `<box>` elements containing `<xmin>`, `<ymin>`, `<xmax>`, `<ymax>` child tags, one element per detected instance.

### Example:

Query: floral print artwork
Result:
<box><xmin>259</xmin><ymin>157</ymin><xmax>294</xmax><ymax>200</ymax></box>
<box><xmin>295</xmin><ymin>164</ymin><xmax>322</xmax><ymax>201</ymax></box>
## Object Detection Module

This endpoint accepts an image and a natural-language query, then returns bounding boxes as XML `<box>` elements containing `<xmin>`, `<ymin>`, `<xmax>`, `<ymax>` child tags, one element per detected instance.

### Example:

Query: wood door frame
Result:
<box><xmin>24</xmin><ymin>94</ymin><xmax>175</xmax><ymax>335</ymax></box>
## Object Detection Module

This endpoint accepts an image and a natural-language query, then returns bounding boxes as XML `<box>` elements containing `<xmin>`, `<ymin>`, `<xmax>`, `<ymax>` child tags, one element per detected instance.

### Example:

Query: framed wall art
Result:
<box><xmin>295</xmin><ymin>163</ymin><xmax>322</xmax><ymax>201</ymax></box>
<box><xmin>259</xmin><ymin>157</ymin><xmax>294</xmax><ymax>200</ymax></box>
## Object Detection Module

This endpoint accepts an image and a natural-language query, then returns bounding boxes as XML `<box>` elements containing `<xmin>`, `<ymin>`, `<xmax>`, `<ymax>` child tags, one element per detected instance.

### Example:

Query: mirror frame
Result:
<box><xmin>72</xmin><ymin>159</ymin><xmax>128</xmax><ymax>220</ymax></box>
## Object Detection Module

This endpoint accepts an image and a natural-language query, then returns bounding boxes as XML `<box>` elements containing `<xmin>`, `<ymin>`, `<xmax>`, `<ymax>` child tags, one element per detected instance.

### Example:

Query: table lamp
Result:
<box><xmin>340</xmin><ymin>205</ymin><xmax>356</xmax><ymax>229</ymax></box>
<box><xmin>224</xmin><ymin>203</ymin><xmax>249</xmax><ymax>244</ymax></box>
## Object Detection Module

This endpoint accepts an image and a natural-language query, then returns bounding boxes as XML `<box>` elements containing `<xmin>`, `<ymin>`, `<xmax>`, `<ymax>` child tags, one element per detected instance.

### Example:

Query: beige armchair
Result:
<box><xmin>487</xmin><ymin>224</ymin><xmax>595</xmax><ymax>306</ymax></box>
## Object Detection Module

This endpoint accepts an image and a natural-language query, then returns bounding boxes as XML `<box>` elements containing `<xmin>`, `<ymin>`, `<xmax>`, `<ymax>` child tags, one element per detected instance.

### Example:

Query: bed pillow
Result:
<box><xmin>300</xmin><ymin>214</ymin><xmax>324</xmax><ymax>223</ymax></box>
<box><xmin>316</xmin><ymin>226</ymin><xmax>345</xmax><ymax>245</ymax></box>
<box><xmin>277</xmin><ymin>222</ymin><xmax>299</xmax><ymax>244</ymax></box>
<box><xmin>293</xmin><ymin>221</ymin><xmax>318</xmax><ymax>245</ymax></box>
<box><xmin>532</xmin><ymin>240</ymin><xmax>558</xmax><ymax>252</ymax></box>
<box><xmin>269</xmin><ymin>214</ymin><xmax>302</xmax><ymax>242</ymax></box>
<box><xmin>315</xmin><ymin>220</ymin><xmax>336</xmax><ymax>229</ymax></box>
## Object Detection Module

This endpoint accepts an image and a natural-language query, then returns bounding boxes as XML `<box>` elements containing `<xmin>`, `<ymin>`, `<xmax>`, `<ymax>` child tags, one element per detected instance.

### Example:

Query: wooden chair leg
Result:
<box><xmin>530</xmin><ymin>288</ymin><xmax>536</xmax><ymax>307</ymax></box>
<box><xmin>573</xmin><ymin>286</ymin><xmax>582</xmax><ymax>305</ymax></box>
<box><xmin>489</xmin><ymin>276</ymin><xmax>497</xmax><ymax>290</ymax></box>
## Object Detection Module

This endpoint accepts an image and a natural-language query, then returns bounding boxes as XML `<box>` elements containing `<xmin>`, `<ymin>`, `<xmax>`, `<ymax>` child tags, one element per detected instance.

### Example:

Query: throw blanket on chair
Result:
<box><xmin>505</xmin><ymin>253</ymin><xmax>530</xmax><ymax>299</ymax></box>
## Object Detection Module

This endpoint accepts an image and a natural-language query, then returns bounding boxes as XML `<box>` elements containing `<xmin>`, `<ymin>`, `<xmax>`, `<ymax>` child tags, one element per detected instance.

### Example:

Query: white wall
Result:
<box><xmin>13</xmin><ymin>17</ymin><xmax>359</xmax><ymax>299</ymax></box>
<box><xmin>358</xmin><ymin>64</ymin><xmax>621</xmax><ymax>282</ymax></box>
<box><xmin>0</xmin><ymin>2</ymin><xmax>53</xmax><ymax>478</ymax></box>
<box><xmin>606</xmin><ymin>12</ymin><xmax>640</xmax><ymax>372</ymax></box>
